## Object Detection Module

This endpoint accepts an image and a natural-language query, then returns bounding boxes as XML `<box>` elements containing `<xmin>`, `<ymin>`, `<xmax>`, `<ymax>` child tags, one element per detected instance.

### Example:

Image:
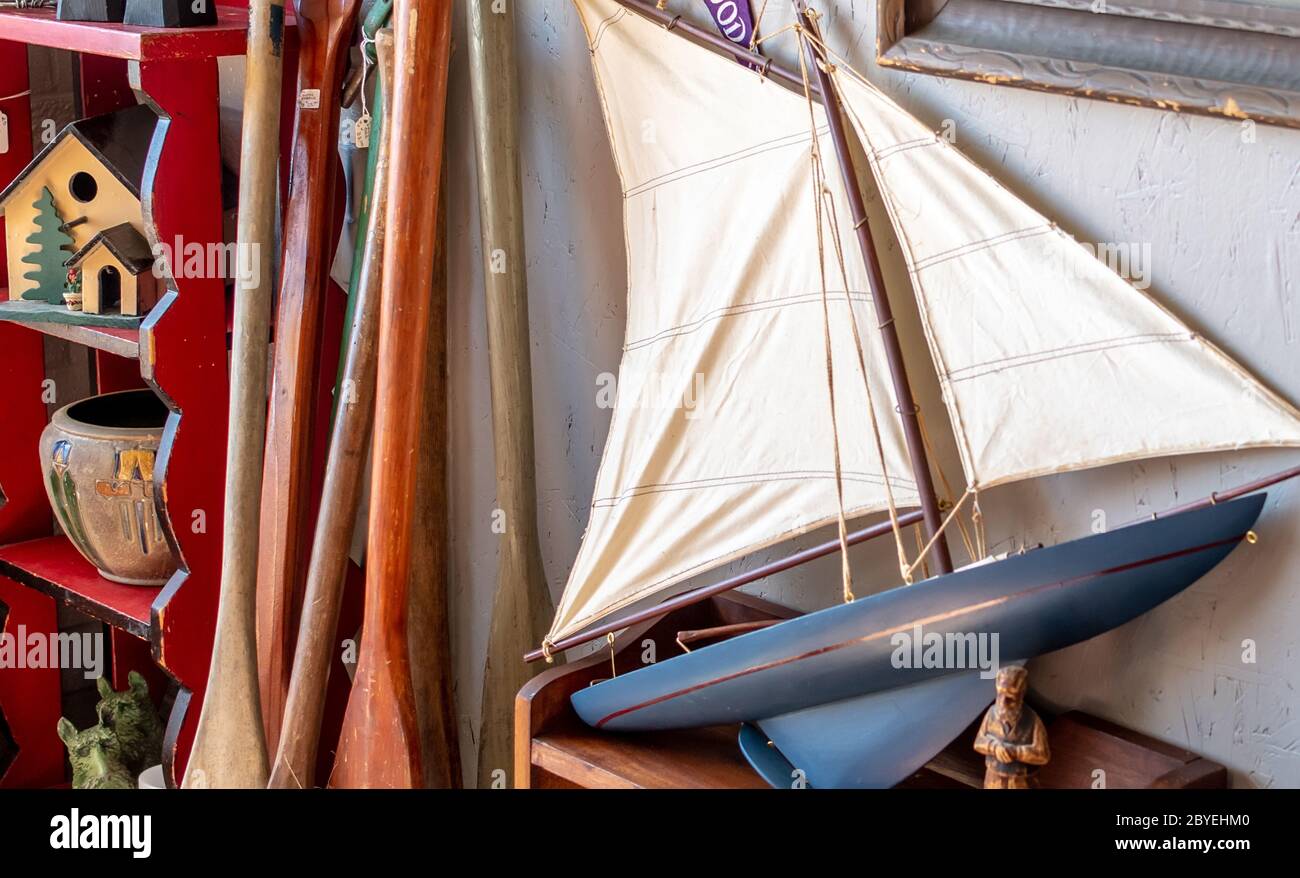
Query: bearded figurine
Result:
<box><xmin>973</xmin><ymin>666</ymin><xmax>1050</xmax><ymax>789</ymax></box>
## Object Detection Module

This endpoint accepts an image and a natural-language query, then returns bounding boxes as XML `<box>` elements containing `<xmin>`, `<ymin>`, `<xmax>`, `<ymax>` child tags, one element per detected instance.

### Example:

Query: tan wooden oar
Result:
<box><xmin>267</xmin><ymin>26</ymin><xmax>396</xmax><ymax>790</ymax></box>
<box><xmin>329</xmin><ymin>0</ymin><xmax>454</xmax><ymax>788</ymax></box>
<box><xmin>182</xmin><ymin>0</ymin><xmax>285</xmax><ymax>789</ymax></box>
<box><xmin>466</xmin><ymin>0</ymin><xmax>557</xmax><ymax>789</ymax></box>
<box><xmin>256</xmin><ymin>0</ymin><xmax>361</xmax><ymax>757</ymax></box>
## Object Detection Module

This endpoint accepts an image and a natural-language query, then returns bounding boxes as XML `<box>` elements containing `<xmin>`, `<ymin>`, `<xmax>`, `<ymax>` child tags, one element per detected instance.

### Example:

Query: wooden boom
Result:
<box><xmin>183</xmin><ymin>0</ymin><xmax>284</xmax><ymax>789</ymax></box>
<box><xmin>268</xmin><ymin>25</ymin><xmax>396</xmax><ymax>790</ymax></box>
<box><xmin>525</xmin><ymin>509</ymin><xmax>926</xmax><ymax>662</ymax></box>
<box><xmin>256</xmin><ymin>0</ymin><xmax>361</xmax><ymax>756</ymax></box>
<box><xmin>467</xmin><ymin>0</ymin><xmax>557</xmax><ymax>790</ymax></box>
<box><xmin>330</xmin><ymin>0</ymin><xmax>454</xmax><ymax>788</ymax></box>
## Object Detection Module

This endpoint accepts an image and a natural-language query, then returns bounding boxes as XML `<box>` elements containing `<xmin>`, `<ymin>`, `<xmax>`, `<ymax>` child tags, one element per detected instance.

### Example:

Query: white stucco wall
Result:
<box><xmin>444</xmin><ymin>1</ymin><xmax>1300</xmax><ymax>788</ymax></box>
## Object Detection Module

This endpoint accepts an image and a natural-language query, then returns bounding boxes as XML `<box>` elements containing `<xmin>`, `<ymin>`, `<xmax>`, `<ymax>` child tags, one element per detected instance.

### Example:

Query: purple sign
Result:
<box><xmin>701</xmin><ymin>0</ymin><xmax>757</xmax><ymax>52</ymax></box>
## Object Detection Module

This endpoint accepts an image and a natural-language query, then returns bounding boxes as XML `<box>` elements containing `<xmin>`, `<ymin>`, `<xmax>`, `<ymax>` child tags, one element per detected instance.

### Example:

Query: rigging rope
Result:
<box><xmin>749</xmin><ymin>0</ymin><xmax>772</xmax><ymax>52</ymax></box>
<box><xmin>912</xmin><ymin>525</ymin><xmax>929</xmax><ymax>580</ymax></box>
<box><xmin>904</xmin><ymin>487</ymin><xmax>973</xmax><ymax>582</ymax></box>
<box><xmin>816</xmin><ymin>154</ymin><xmax>912</xmax><ymax>584</ymax></box>
<box><xmin>972</xmin><ymin>491</ymin><xmax>987</xmax><ymax>559</ymax></box>
<box><xmin>796</xmin><ymin>11</ymin><xmax>987</xmax><ymax>581</ymax></box>
<box><xmin>796</xmin><ymin>17</ymin><xmax>913</xmax><ymax>588</ymax></box>
<box><xmin>795</xmin><ymin>26</ymin><xmax>856</xmax><ymax>602</ymax></box>
<box><xmin>917</xmin><ymin>411</ymin><xmax>978</xmax><ymax>562</ymax></box>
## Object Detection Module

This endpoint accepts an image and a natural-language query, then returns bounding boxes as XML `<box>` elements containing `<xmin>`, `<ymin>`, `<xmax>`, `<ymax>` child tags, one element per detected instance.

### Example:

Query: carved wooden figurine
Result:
<box><xmin>973</xmin><ymin>666</ymin><xmax>1049</xmax><ymax>789</ymax></box>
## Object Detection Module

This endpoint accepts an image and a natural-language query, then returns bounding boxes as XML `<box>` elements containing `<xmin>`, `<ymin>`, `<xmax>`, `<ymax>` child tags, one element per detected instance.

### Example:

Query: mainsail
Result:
<box><xmin>547</xmin><ymin>0</ymin><xmax>920</xmax><ymax>646</ymax></box>
<box><xmin>830</xmin><ymin>67</ymin><xmax>1300</xmax><ymax>489</ymax></box>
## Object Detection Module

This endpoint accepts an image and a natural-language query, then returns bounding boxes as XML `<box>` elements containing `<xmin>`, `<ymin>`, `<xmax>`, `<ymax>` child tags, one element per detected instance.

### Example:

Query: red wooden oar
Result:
<box><xmin>329</xmin><ymin>0</ymin><xmax>454</xmax><ymax>788</ymax></box>
<box><xmin>256</xmin><ymin>0</ymin><xmax>361</xmax><ymax>757</ymax></box>
<box><xmin>268</xmin><ymin>25</ymin><xmax>397</xmax><ymax>790</ymax></box>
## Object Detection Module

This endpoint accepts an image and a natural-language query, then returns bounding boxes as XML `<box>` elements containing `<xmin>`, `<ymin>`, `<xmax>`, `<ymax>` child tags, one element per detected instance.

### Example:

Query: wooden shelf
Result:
<box><xmin>0</xmin><ymin>292</ymin><xmax>148</xmax><ymax>357</ymax></box>
<box><xmin>0</xmin><ymin>316</ymin><xmax>139</xmax><ymax>361</ymax></box>
<box><xmin>0</xmin><ymin>6</ymin><xmax>252</xmax><ymax>61</ymax></box>
<box><xmin>32</xmin><ymin>322</ymin><xmax>139</xmax><ymax>359</ymax></box>
<box><xmin>0</xmin><ymin>299</ymin><xmax>142</xmax><ymax>329</ymax></box>
<box><xmin>531</xmin><ymin>717</ymin><xmax>769</xmax><ymax>789</ymax></box>
<box><xmin>0</xmin><ymin>536</ymin><xmax>157</xmax><ymax>639</ymax></box>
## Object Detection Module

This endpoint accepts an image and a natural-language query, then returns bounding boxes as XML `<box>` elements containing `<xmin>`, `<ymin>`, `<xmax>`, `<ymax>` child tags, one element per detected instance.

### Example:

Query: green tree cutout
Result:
<box><xmin>21</xmin><ymin>186</ymin><xmax>76</xmax><ymax>304</ymax></box>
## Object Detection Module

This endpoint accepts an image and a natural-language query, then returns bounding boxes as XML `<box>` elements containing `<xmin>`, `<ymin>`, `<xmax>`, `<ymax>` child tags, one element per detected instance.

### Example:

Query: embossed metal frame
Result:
<box><xmin>877</xmin><ymin>0</ymin><xmax>1300</xmax><ymax>128</ymax></box>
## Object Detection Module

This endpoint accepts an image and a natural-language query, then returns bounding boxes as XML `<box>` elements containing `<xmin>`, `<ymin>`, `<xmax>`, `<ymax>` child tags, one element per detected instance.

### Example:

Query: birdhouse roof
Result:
<box><xmin>68</xmin><ymin>223</ymin><xmax>155</xmax><ymax>275</ymax></box>
<box><xmin>0</xmin><ymin>104</ymin><xmax>158</xmax><ymax>208</ymax></box>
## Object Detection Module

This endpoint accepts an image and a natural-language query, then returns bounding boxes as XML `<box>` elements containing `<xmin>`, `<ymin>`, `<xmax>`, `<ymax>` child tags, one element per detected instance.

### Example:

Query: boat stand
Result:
<box><xmin>515</xmin><ymin>593</ymin><xmax>1226</xmax><ymax>789</ymax></box>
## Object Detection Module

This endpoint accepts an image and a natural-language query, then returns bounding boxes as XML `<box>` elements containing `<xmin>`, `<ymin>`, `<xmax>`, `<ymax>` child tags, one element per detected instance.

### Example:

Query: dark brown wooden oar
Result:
<box><xmin>256</xmin><ymin>0</ymin><xmax>361</xmax><ymax>757</ymax></box>
<box><xmin>466</xmin><ymin>0</ymin><xmax>556</xmax><ymax>790</ymax></box>
<box><xmin>183</xmin><ymin>0</ymin><xmax>285</xmax><ymax>789</ymax></box>
<box><xmin>329</xmin><ymin>0</ymin><xmax>454</xmax><ymax>788</ymax></box>
<box><xmin>267</xmin><ymin>26</ymin><xmax>396</xmax><ymax>790</ymax></box>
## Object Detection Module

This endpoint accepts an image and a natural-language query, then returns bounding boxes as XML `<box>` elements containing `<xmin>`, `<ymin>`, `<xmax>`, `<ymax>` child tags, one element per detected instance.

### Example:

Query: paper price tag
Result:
<box><xmin>299</xmin><ymin>89</ymin><xmax>321</xmax><ymax>109</ymax></box>
<box><xmin>0</xmin><ymin>110</ymin><xmax>8</xmax><ymax>155</ymax></box>
<box><xmin>354</xmin><ymin>112</ymin><xmax>371</xmax><ymax>148</ymax></box>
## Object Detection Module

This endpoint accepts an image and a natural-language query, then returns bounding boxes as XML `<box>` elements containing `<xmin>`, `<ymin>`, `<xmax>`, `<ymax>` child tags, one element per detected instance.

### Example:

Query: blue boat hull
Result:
<box><xmin>571</xmin><ymin>494</ymin><xmax>1265</xmax><ymax>787</ymax></box>
<box><xmin>737</xmin><ymin>669</ymin><xmax>1005</xmax><ymax>788</ymax></box>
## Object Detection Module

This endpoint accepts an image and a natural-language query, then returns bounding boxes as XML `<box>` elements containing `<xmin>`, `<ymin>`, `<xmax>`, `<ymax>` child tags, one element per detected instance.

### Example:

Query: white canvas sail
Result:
<box><xmin>547</xmin><ymin>0</ymin><xmax>920</xmax><ymax>646</ymax></box>
<box><xmin>831</xmin><ymin>67</ymin><xmax>1300</xmax><ymax>489</ymax></box>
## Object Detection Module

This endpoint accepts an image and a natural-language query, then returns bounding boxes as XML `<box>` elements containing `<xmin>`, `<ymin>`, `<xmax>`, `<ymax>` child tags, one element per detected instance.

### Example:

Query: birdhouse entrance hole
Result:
<box><xmin>69</xmin><ymin>171</ymin><xmax>98</xmax><ymax>203</ymax></box>
<box><xmin>98</xmin><ymin>265</ymin><xmax>121</xmax><ymax>310</ymax></box>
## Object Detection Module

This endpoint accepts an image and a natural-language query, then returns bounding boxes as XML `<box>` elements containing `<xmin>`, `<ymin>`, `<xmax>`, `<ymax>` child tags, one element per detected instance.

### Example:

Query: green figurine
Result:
<box><xmin>56</xmin><ymin>672</ymin><xmax>164</xmax><ymax>789</ymax></box>
<box><xmin>95</xmin><ymin>671</ymin><xmax>164</xmax><ymax>777</ymax></box>
<box><xmin>56</xmin><ymin>718</ymin><xmax>134</xmax><ymax>789</ymax></box>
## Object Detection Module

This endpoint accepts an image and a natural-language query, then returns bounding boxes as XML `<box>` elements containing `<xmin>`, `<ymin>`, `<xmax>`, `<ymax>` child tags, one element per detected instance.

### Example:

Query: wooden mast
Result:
<box><xmin>466</xmin><ymin>0</ymin><xmax>557</xmax><ymax>789</ymax></box>
<box><xmin>182</xmin><ymin>0</ymin><xmax>284</xmax><ymax>789</ymax></box>
<box><xmin>794</xmin><ymin>1</ymin><xmax>953</xmax><ymax>575</ymax></box>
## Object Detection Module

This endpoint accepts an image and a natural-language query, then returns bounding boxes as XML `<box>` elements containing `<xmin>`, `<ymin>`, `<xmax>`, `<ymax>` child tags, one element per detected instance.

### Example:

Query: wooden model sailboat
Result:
<box><xmin>528</xmin><ymin>0</ymin><xmax>1300</xmax><ymax>788</ymax></box>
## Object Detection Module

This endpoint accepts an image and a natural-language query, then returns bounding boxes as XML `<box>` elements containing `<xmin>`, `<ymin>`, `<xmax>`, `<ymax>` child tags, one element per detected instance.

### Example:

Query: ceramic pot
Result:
<box><xmin>39</xmin><ymin>389</ymin><xmax>177</xmax><ymax>586</ymax></box>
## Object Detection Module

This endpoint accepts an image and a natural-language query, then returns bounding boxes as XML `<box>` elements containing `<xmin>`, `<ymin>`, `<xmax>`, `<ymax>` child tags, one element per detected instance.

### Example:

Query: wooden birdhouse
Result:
<box><xmin>66</xmin><ymin>224</ymin><xmax>159</xmax><ymax>316</ymax></box>
<box><xmin>0</xmin><ymin>104</ymin><xmax>157</xmax><ymax>314</ymax></box>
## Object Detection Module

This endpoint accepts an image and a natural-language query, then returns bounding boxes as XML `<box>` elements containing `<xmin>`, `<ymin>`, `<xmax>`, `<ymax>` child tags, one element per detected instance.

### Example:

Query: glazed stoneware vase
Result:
<box><xmin>39</xmin><ymin>389</ymin><xmax>178</xmax><ymax>586</ymax></box>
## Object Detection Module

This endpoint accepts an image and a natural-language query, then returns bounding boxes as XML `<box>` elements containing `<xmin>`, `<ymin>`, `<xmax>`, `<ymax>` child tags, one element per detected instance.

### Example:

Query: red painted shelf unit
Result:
<box><xmin>0</xmin><ymin>6</ymin><xmax>276</xmax><ymax>789</ymax></box>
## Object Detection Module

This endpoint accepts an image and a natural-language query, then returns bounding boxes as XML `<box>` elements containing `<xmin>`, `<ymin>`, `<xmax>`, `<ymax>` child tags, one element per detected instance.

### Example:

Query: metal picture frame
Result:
<box><xmin>877</xmin><ymin>0</ymin><xmax>1300</xmax><ymax>128</ymax></box>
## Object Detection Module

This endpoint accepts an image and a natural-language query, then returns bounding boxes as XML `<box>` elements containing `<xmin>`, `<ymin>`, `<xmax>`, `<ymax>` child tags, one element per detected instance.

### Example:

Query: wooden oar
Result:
<box><xmin>268</xmin><ymin>25</ymin><xmax>396</xmax><ymax>790</ymax></box>
<box><xmin>256</xmin><ymin>0</ymin><xmax>361</xmax><ymax>757</ymax></box>
<box><xmin>182</xmin><ymin>0</ymin><xmax>285</xmax><ymax>789</ymax></box>
<box><xmin>330</xmin><ymin>0</ymin><xmax>393</xmax><ymax>422</ymax></box>
<box><xmin>329</xmin><ymin>0</ymin><xmax>454</xmax><ymax>788</ymax></box>
<box><xmin>466</xmin><ymin>0</ymin><xmax>557</xmax><ymax>789</ymax></box>
<box><xmin>407</xmin><ymin>174</ymin><xmax>461</xmax><ymax>788</ymax></box>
